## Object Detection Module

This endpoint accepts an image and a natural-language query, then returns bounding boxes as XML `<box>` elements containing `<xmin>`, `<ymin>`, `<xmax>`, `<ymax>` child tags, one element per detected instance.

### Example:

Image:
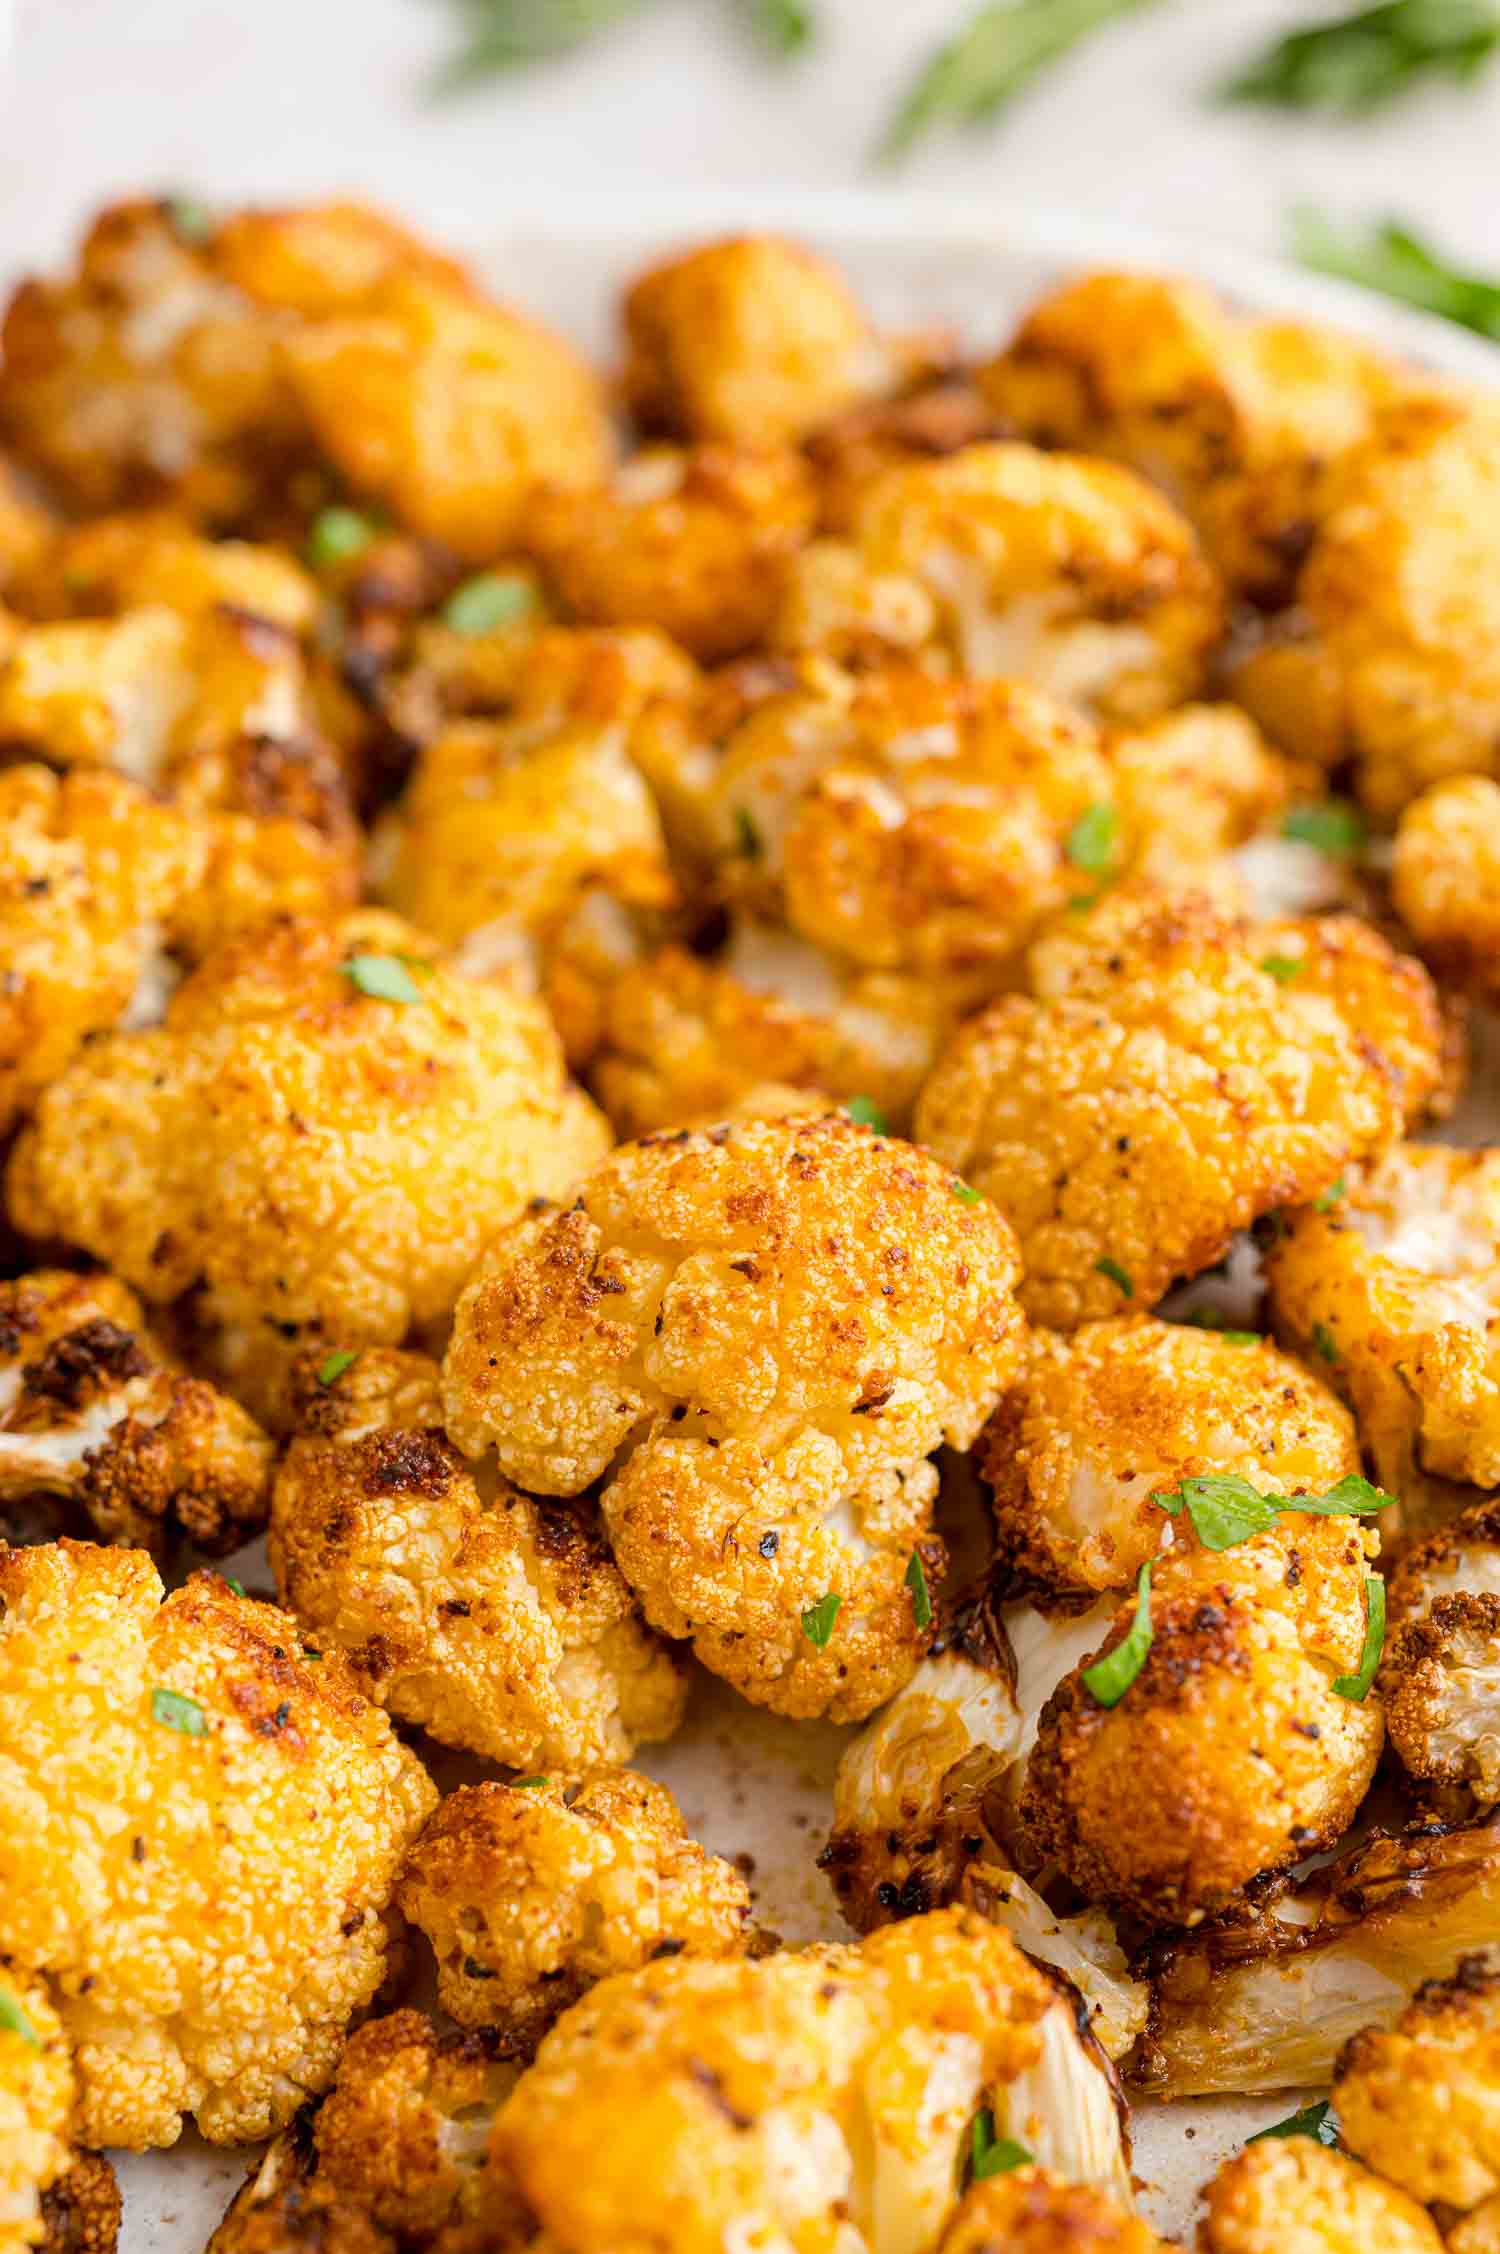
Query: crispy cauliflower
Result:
<box><xmin>1335</xmin><ymin>1951</ymin><xmax>1500</xmax><ymax>2228</ymax></box>
<box><xmin>1393</xmin><ymin>775</ymin><xmax>1500</xmax><ymax>1005</ymax></box>
<box><xmin>1198</xmin><ymin>2137</ymin><xmax>1444</xmax><ymax>2254</ymax></box>
<box><xmin>269</xmin><ymin>1347</ymin><xmax>685</xmax><ymax>1769</ymax></box>
<box><xmin>1265</xmin><ymin>1145</ymin><xmax>1500</xmax><ymax>1501</ymax></box>
<box><xmin>1108</xmin><ymin>704</ymin><xmax>1291</xmax><ymax>884</ymax></box>
<box><xmin>1382</xmin><ymin>1503</ymin><xmax>1500</xmax><ymax>1813</ymax></box>
<box><xmin>7</xmin><ymin>910</ymin><xmax>610</xmax><ymax>1425</ymax></box>
<box><xmin>0</xmin><ymin>1963</ymin><xmax>74</xmax><ymax>2254</ymax></box>
<box><xmin>441</xmin><ymin>1112</ymin><xmax>1025</xmax><ymax>1720</ymax></box>
<box><xmin>33</xmin><ymin>2154</ymin><xmax>119</xmax><ymax>2254</ymax></box>
<box><xmin>396</xmin><ymin>1771</ymin><xmax>752</xmax><ymax>2045</ymax></box>
<box><xmin>490</xmin><ymin>1908</ymin><xmax>1135</xmax><ymax>2251</ymax></box>
<box><xmin>837</xmin><ymin>442</ymin><xmax>1225</xmax><ymax>722</ymax></box>
<box><xmin>0</xmin><ymin>1269</ymin><xmax>274</xmax><ymax>1553</ymax></box>
<box><xmin>206</xmin><ymin>2128</ymin><xmax>397</xmax><ymax>2254</ymax></box>
<box><xmin>806</xmin><ymin>378</ymin><xmax>1002</xmax><ymax>536</ymax></box>
<box><xmin>914</xmin><ymin>883</ymin><xmax>1445</xmax><ymax>1328</ymax></box>
<box><xmin>0</xmin><ymin>1539</ymin><xmax>436</xmax><ymax>2147</ymax></box>
<box><xmin>937</xmin><ymin>2171</ymin><xmax>1177</xmax><ymax>2254</ymax></box>
<box><xmin>1140</xmin><ymin>1814</ymin><xmax>1500</xmax><ymax>2099</ymax></box>
<box><xmin>981</xmin><ymin>270</ymin><xmax>1404</xmax><ymax>607</ymax></box>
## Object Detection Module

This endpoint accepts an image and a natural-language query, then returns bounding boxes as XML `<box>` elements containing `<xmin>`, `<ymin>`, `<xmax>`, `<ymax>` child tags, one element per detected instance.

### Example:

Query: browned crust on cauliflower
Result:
<box><xmin>206</xmin><ymin>2125</ymin><xmax>395</xmax><ymax>2254</ymax></box>
<box><xmin>938</xmin><ymin>2169</ymin><xmax>1178</xmax><ymax>2254</ymax></box>
<box><xmin>34</xmin><ymin>2155</ymin><xmax>120</xmax><ymax>2254</ymax></box>
<box><xmin>1199</xmin><ymin>2136</ymin><xmax>1444</xmax><ymax>2254</ymax></box>
<box><xmin>1393</xmin><ymin>775</ymin><xmax>1500</xmax><ymax>1003</ymax></box>
<box><xmin>0</xmin><ymin>1961</ymin><xmax>74</xmax><ymax>2254</ymax></box>
<box><xmin>1334</xmin><ymin>1951</ymin><xmax>1500</xmax><ymax>2216</ymax></box>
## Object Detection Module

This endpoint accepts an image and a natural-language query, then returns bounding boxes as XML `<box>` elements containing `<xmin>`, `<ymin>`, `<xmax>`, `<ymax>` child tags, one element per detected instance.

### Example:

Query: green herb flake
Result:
<box><xmin>951</xmin><ymin>1179</ymin><xmax>982</xmax><ymax>1204</ymax></box>
<box><xmin>906</xmin><ymin>1549</ymin><xmax>934</xmax><ymax>1631</ymax></box>
<box><xmin>1261</xmin><ymin>954</ymin><xmax>1304</xmax><ymax>986</ymax></box>
<box><xmin>733</xmin><ymin>805</ymin><xmax>763</xmax><ymax>859</ymax></box>
<box><xmin>222</xmin><ymin>1576</ymin><xmax>246</xmax><ymax>1597</ymax></box>
<box><xmin>442</xmin><ymin>572</ymin><xmax>537</xmax><ymax>635</ymax></box>
<box><xmin>744</xmin><ymin>0</ymin><xmax>815</xmax><ymax>54</ymax></box>
<box><xmin>1063</xmin><ymin>801</ymin><xmax>1120</xmax><ymax>876</ymax></box>
<box><xmin>165</xmin><ymin>194</ymin><xmax>214</xmax><ymax>243</ymax></box>
<box><xmin>509</xmin><ymin>1775</ymin><xmax>548</xmax><ymax>1790</ymax></box>
<box><xmin>1315</xmin><ymin>1176</ymin><xmax>1348</xmax><ymax>1214</ymax></box>
<box><xmin>151</xmin><ymin>1687</ymin><xmax>208</xmax><ymax>1738</ymax></box>
<box><xmin>801</xmin><ymin>1592</ymin><xmax>842</xmax><ymax>1649</ymax></box>
<box><xmin>1313</xmin><ymin>1320</ymin><xmax>1342</xmax><ymax>1366</ymax></box>
<box><xmin>306</xmin><ymin>506</ymin><xmax>379</xmax><ymax>571</ymax></box>
<box><xmin>1282</xmin><ymin>801</ymin><xmax>1366</xmax><ymax>856</ymax></box>
<box><xmin>1333</xmin><ymin>1573</ymin><xmax>1386</xmax><ymax>1701</ymax></box>
<box><xmin>429</xmin><ymin>0</ymin><xmax>657</xmax><ymax>94</ymax></box>
<box><xmin>1154</xmin><ymin>1469</ymin><xmax>1388</xmax><ymax>1551</ymax></box>
<box><xmin>1292</xmin><ymin>206</ymin><xmax>1500</xmax><ymax>343</ymax></box>
<box><xmin>846</xmin><ymin>1095</ymin><xmax>891</xmax><ymax>1135</ymax></box>
<box><xmin>0</xmin><ymin>1986</ymin><xmax>41</xmax><ymax>2048</ymax></box>
<box><xmin>1224</xmin><ymin>0</ymin><xmax>1500</xmax><ymax>115</ymax></box>
<box><xmin>1179</xmin><ymin>1309</ymin><xmax>1261</xmax><ymax>1346</ymax></box>
<box><xmin>1095</xmin><ymin>1256</ymin><xmax>1133</xmax><ymax>1298</ymax></box>
<box><xmin>1249</xmin><ymin>2098</ymin><xmax>1339</xmax><ymax>2147</ymax></box>
<box><xmin>342</xmin><ymin>953</ymin><xmax>425</xmax><ymax>1005</ymax></box>
<box><xmin>317</xmin><ymin>1348</ymin><xmax>360</xmax><ymax>1387</ymax></box>
<box><xmin>1082</xmin><ymin>1561</ymin><xmax>1153</xmax><ymax>1708</ymax></box>
<box><xmin>970</xmin><ymin>2107</ymin><xmax>1032</xmax><ymax>2180</ymax></box>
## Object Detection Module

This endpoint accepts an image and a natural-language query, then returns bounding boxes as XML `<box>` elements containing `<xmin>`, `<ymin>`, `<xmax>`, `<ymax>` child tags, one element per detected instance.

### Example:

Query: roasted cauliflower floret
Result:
<box><xmin>0</xmin><ymin>1269</ymin><xmax>274</xmax><ymax>1553</ymax></box>
<box><xmin>978</xmin><ymin>1316</ymin><xmax>1358</xmax><ymax>1603</ymax></box>
<box><xmin>7</xmin><ymin>911</ymin><xmax>610</xmax><ymax>1425</ymax></box>
<box><xmin>1141</xmin><ymin>1814</ymin><xmax>1500</xmax><ymax>2098</ymax></box>
<box><xmin>0</xmin><ymin>1964</ymin><xmax>74</xmax><ymax>2254</ymax></box>
<box><xmin>12</xmin><ymin>509</ymin><xmax>317</xmax><ymax>630</ymax></box>
<box><xmin>1198</xmin><ymin>2136</ymin><xmax>1443</xmax><ymax>2254</ymax></box>
<box><xmin>490</xmin><ymin>1908</ymin><xmax>1134</xmax><ymax>2251</ymax></box>
<box><xmin>981</xmin><ymin>270</ymin><xmax>1404</xmax><ymax>607</ymax></box>
<box><xmin>207</xmin><ymin>2126</ymin><xmax>396</xmax><ymax>2254</ymax></box>
<box><xmin>839</xmin><ymin>442</ymin><xmax>1225</xmax><ymax>722</ymax></box>
<box><xmin>1266</xmin><ymin>1145</ymin><xmax>1500</xmax><ymax>1500</ymax></box>
<box><xmin>620</xmin><ymin>234</ymin><xmax>894</xmax><ymax>448</ymax></box>
<box><xmin>442</xmin><ymin>1112</ymin><xmax>1026</xmax><ymax>1720</ymax></box>
<box><xmin>1393</xmin><ymin>776</ymin><xmax>1500</xmax><ymax>1004</ymax></box>
<box><xmin>1382</xmin><ymin>1504</ymin><xmax>1500</xmax><ymax>1813</ymax></box>
<box><xmin>269</xmin><ymin>1348</ymin><xmax>684</xmax><ymax>1768</ymax></box>
<box><xmin>915</xmin><ymin>884</ymin><xmax>1445</xmax><ymax>1328</ymax></box>
<box><xmin>1109</xmin><ymin>704</ymin><xmax>1291</xmax><ymax>882</ymax></box>
<box><xmin>33</xmin><ymin>2154</ymin><xmax>119</xmax><ymax>2254</ymax></box>
<box><xmin>1335</xmin><ymin>1952</ymin><xmax>1500</xmax><ymax>2223</ymax></box>
<box><xmin>937</xmin><ymin>2170</ymin><xmax>1176</xmax><ymax>2254</ymax></box>
<box><xmin>806</xmin><ymin>379</ymin><xmax>1001</xmax><ymax>537</ymax></box>
<box><xmin>0</xmin><ymin>1539</ymin><xmax>436</xmax><ymax>2148</ymax></box>
<box><xmin>396</xmin><ymin>1772</ymin><xmax>752</xmax><ymax>2046</ymax></box>
<box><xmin>526</xmin><ymin>443</ymin><xmax>817</xmax><ymax>661</ymax></box>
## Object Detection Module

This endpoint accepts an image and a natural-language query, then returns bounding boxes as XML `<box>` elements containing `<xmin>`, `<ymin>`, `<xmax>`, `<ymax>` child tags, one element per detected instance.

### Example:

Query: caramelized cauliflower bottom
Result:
<box><xmin>269</xmin><ymin>1348</ymin><xmax>685</xmax><ymax>1770</ymax></box>
<box><xmin>1335</xmin><ymin>1951</ymin><xmax>1500</xmax><ymax>2221</ymax></box>
<box><xmin>33</xmin><ymin>2153</ymin><xmax>120</xmax><ymax>2254</ymax></box>
<box><xmin>937</xmin><ymin>2170</ymin><xmax>1177</xmax><ymax>2254</ymax></box>
<box><xmin>7</xmin><ymin>911</ymin><xmax>610</xmax><ymax>1425</ymax></box>
<box><xmin>442</xmin><ymin>1113</ymin><xmax>1026</xmax><ymax>1720</ymax></box>
<box><xmin>0</xmin><ymin>1963</ymin><xmax>73</xmax><ymax>2254</ymax></box>
<box><xmin>491</xmin><ymin>1909</ymin><xmax>1133</xmax><ymax>2253</ymax></box>
<box><xmin>1198</xmin><ymin>2137</ymin><xmax>1443</xmax><ymax>2254</ymax></box>
<box><xmin>1393</xmin><ymin>775</ymin><xmax>1500</xmax><ymax>1004</ymax></box>
<box><xmin>978</xmin><ymin>1315</ymin><xmax>1358</xmax><ymax>1601</ymax></box>
<box><xmin>396</xmin><ymin>1771</ymin><xmax>752</xmax><ymax>2047</ymax></box>
<box><xmin>0</xmin><ymin>1269</ymin><xmax>274</xmax><ymax>1553</ymax></box>
<box><xmin>1266</xmin><ymin>1144</ymin><xmax>1500</xmax><ymax>1497</ymax></box>
<box><xmin>1383</xmin><ymin>1504</ymin><xmax>1500</xmax><ymax>1813</ymax></box>
<box><xmin>0</xmin><ymin>1540</ymin><xmax>436</xmax><ymax>2148</ymax></box>
<box><xmin>915</xmin><ymin>884</ymin><xmax>1444</xmax><ymax>1328</ymax></box>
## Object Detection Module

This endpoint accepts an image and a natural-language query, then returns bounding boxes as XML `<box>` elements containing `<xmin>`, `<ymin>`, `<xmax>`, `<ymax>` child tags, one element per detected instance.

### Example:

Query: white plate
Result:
<box><xmin>115</xmin><ymin>198</ymin><xmax>1499</xmax><ymax>2254</ymax></box>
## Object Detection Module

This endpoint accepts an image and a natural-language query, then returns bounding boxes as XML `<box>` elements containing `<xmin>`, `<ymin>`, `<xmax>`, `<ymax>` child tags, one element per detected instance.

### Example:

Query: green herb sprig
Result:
<box><xmin>0</xmin><ymin>1986</ymin><xmax>41</xmax><ymax>2048</ymax></box>
<box><xmin>1333</xmin><ymin>1573</ymin><xmax>1386</xmax><ymax>1700</ymax></box>
<box><xmin>801</xmin><ymin>1592</ymin><xmax>842</xmax><ymax>1648</ymax></box>
<box><xmin>906</xmin><ymin>1549</ymin><xmax>933</xmax><ymax>1630</ymax></box>
<box><xmin>1292</xmin><ymin>208</ymin><xmax>1500</xmax><ymax>341</ymax></box>
<box><xmin>1152</xmin><ymin>1470</ymin><xmax>1387</xmax><ymax>1553</ymax></box>
<box><xmin>1081</xmin><ymin>1561</ymin><xmax>1153</xmax><ymax>1707</ymax></box>
<box><xmin>970</xmin><ymin>2109</ymin><xmax>1032</xmax><ymax>2180</ymax></box>
<box><xmin>1250</xmin><ymin>2099</ymin><xmax>1340</xmax><ymax>2146</ymax></box>
<box><xmin>1224</xmin><ymin>0</ymin><xmax>1500</xmax><ymax>114</ymax></box>
<box><xmin>432</xmin><ymin>0</ymin><xmax>816</xmax><ymax>93</ymax></box>
<box><xmin>878</xmin><ymin>0</ymin><xmax>1164</xmax><ymax>162</ymax></box>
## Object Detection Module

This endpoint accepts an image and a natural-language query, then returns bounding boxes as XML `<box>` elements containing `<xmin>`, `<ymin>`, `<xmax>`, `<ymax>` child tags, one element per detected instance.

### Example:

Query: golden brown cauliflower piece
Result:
<box><xmin>838</xmin><ymin>441</ymin><xmax>1225</xmax><ymax>722</ymax></box>
<box><xmin>937</xmin><ymin>2170</ymin><xmax>1177</xmax><ymax>2254</ymax></box>
<box><xmin>442</xmin><ymin>1112</ymin><xmax>1025</xmax><ymax>1720</ymax></box>
<box><xmin>1198</xmin><ymin>2137</ymin><xmax>1444</xmax><ymax>2254</ymax></box>
<box><xmin>0</xmin><ymin>1963</ymin><xmax>74</xmax><ymax>2254</ymax></box>
<box><xmin>1393</xmin><ymin>776</ymin><xmax>1500</xmax><ymax>1004</ymax></box>
<box><xmin>33</xmin><ymin>2154</ymin><xmax>120</xmax><ymax>2254</ymax></box>
<box><xmin>0</xmin><ymin>1539</ymin><xmax>436</xmax><ymax>2148</ymax></box>
<box><xmin>269</xmin><ymin>1347</ymin><xmax>685</xmax><ymax>1768</ymax></box>
<box><xmin>0</xmin><ymin>764</ymin><xmax>202</xmax><ymax>1136</ymax></box>
<box><xmin>1230</xmin><ymin>396</ymin><xmax>1500</xmax><ymax>817</ymax></box>
<box><xmin>978</xmin><ymin>1315</ymin><xmax>1358</xmax><ymax>1603</ymax></box>
<box><xmin>526</xmin><ymin>442</ymin><xmax>817</xmax><ymax>662</ymax></box>
<box><xmin>806</xmin><ymin>378</ymin><xmax>1002</xmax><ymax>537</ymax></box>
<box><xmin>981</xmin><ymin>270</ymin><xmax>1405</xmax><ymax>608</ymax></box>
<box><xmin>491</xmin><ymin>1908</ymin><xmax>1135</xmax><ymax>2251</ymax></box>
<box><xmin>207</xmin><ymin>2126</ymin><xmax>396</xmax><ymax>2254</ymax></box>
<box><xmin>0</xmin><ymin>1269</ymin><xmax>274</xmax><ymax>1553</ymax></box>
<box><xmin>915</xmin><ymin>883</ymin><xmax>1445</xmax><ymax>1328</ymax></box>
<box><xmin>1335</xmin><ymin>1952</ymin><xmax>1500</xmax><ymax>2224</ymax></box>
<box><xmin>1266</xmin><ymin>1145</ymin><xmax>1500</xmax><ymax>1503</ymax></box>
<box><xmin>396</xmin><ymin>1771</ymin><xmax>752</xmax><ymax>2046</ymax></box>
<box><xmin>1108</xmin><ymin>704</ymin><xmax>1291</xmax><ymax>883</ymax></box>
<box><xmin>1382</xmin><ymin>1504</ymin><xmax>1500</xmax><ymax>1814</ymax></box>
<box><xmin>8</xmin><ymin>911</ymin><xmax>609</xmax><ymax>1425</ymax></box>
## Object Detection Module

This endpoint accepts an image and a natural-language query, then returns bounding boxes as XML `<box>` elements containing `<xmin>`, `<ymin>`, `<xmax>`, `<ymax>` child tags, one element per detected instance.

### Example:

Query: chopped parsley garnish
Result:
<box><xmin>442</xmin><ymin>571</ymin><xmax>537</xmax><ymax>634</ymax></box>
<box><xmin>1261</xmin><ymin>953</ymin><xmax>1304</xmax><ymax>985</ymax></box>
<box><xmin>1154</xmin><ymin>1470</ymin><xmax>1387</xmax><ymax>1551</ymax></box>
<box><xmin>1095</xmin><ymin>1256</ymin><xmax>1133</xmax><ymax>1297</ymax></box>
<box><xmin>151</xmin><ymin>1687</ymin><xmax>207</xmax><ymax>1737</ymax></box>
<box><xmin>1063</xmin><ymin>801</ymin><xmax>1119</xmax><ymax>875</ymax></box>
<box><xmin>222</xmin><ymin>1576</ymin><xmax>246</xmax><ymax>1597</ymax></box>
<box><xmin>1292</xmin><ymin>206</ymin><xmax>1500</xmax><ymax>343</ymax></box>
<box><xmin>1282</xmin><ymin>800</ymin><xmax>1365</xmax><ymax>856</ymax></box>
<box><xmin>306</xmin><ymin>507</ymin><xmax>378</xmax><ymax>571</ymax></box>
<box><xmin>906</xmin><ymin>1549</ymin><xmax>933</xmax><ymax>1630</ymax></box>
<box><xmin>951</xmin><ymin>1180</ymin><xmax>982</xmax><ymax>1204</ymax></box>
<box><xmin>1313</xmin><ymin>1320</ymin><xmax>1342</xmax><ymax>1365</ymax></box>
<box><xmin>733</xmin><ymin>805</ymin><xmax>763</xmax><ymax>859</ymax></box>
<box><xmin>317</xmin><ymin>1348</ymin><xmax>360</xmax><ymax>1387</ymax></box>
<box><xmin>846</xmin><ymin>1095</ymin><xmax>890</xmax><ymax>1135</ymax></box>
<box><xmin>1179</xmin><ymin>1309</ymin><xmax>1261</xmax><ymax>1345</ymax></box>
<box><xmin>0</xmin><ymin>1986</ymin><xmax>40</xmax><ymax>2047</ymax></box>
<box><xmin>1081</xmin><ymin>1561</ymin><xmax>1153</xmax><ymax>1707</ymax></box>
<box><xmin>970</xmin><ymin>2107</ymin><xmax>1032</xmax><ymax>2179</ymax></box>
<box><xmin>510</xmin><ymin>1775</ymin><xmax>548</xmax><ymax>1790</ymax></box>
<box><xmin>1223</xmin><ymin>0</ymin><xmax>1500</xmax><ymax>114</ymax></box>
<box><xmin>1316</xmin><ymin>1176</ymin><xmax>1347</xmax><ymax>1213</ymax></box>
<box><xmin>801</xmin><ymin>1592</ymin><xmax>842</xmax><ymax>1649</ymax></box>
<box><xmin>342</xmin><ymin>953</ymin><xmax>425</xmax><ymax>1005</ymax></box>
<box><xmin>1333</xmin><ymin>1573</ymin><xmax>1386</xmax><ymax>1701</ymax></box>
<box><xmin>1250</xmin><ymin>2098</ymin><xmax>1339</xmax><ymax>2146</ymax></box>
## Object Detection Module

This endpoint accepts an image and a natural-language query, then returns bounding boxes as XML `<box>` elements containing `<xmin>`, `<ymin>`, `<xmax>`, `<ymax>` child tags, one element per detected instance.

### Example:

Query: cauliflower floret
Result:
<box><xmin>915</xmin><ymin>884</ymin><xmax>1445</xmax><ymax>1328</ymax></box>
<box><xmin>0</xmin><ymin>1269</ymin><xmax>274</xmax><ymax>1554</ymax></box>
<box><xmin>7</xmin><ymin>911</ymin><xmax>610</xmax><ymax>1426</ymax></box>
<box><xmin>441</xmin><ymin>1112</ymin><xmax>1025</xmax><ymax>1720</ymax></box>
<box><xmin>1382</xmin><ymin>1503</ymin><xmax>1500</xmax><ymax>1813</ymax></box>
<box><xmin>396</xmin><ymin>1771</ymin><xmax>752</xmax><ymax>2045</ymax></box>
<box><xmin>0</xmin><ymin>1963</ymin><xmax>74</xmax><ymax>2254</ymax></box>
<box><xmin>806</xmin><ymin>379</ymin><xmax>1001</xmax><ymax>537</ymax></box>
<box><xmin>1230</xmin><ymin>396</ymin><xmax>1500</xmax><ymax>817</ymax></box>
<box><xmin>269</xmin><ymin>1347</ymin><xmax>685</xmax><ymax>1768</ymax></box>
<box><xmin>981</xmin><ymin>270</ymin><xmax>1405</xmax><ymax>608</ymax></box>
<box><xmin>838</xmin><ymin>442</ymin><xmax>1225</xmax><ymax>722</ymax></box>
<box><xmin>1334</xmin><ymin>1951</ymin><xmax>1500</xmax><ymax>2233</ymax></box>
<box><xmin>0</xmin><ymin>459</ymin><xmax>53</xmax><ymax>599</ymax></box>
<box><xmin>1109</xmin><ymin>705</ymin><xmax>1291</xmax><ymax>882</ymax></box>
<box><xmin>1393</xmin><ymin>776</ymin><xmax>1500</xmax><ymax>1004</ymax></box>
<box><xmin>769</xmin><ymin>535</ymin><xmax>941</xmax><ymax>668</ymax></box>
<box><xmin>1266</xmin><ymin>1145</ymin><xmax>1500</xmax><ymax>1500</ymax></box>
<box><xmin>978</xmin><ymin>1316</ymin><xmax>1358</xmax><ymax>1602</ymax></box>
<box><xmin>490</xmin><ymin>1908</ymin><xmax>1134</xmax><ymax>2251</ymax></box>
<box><xmin>937</xmin><ymin>2170</ymin><xmax>1176</xmax><ymax>2254</ymax></box>
<box><xmin>620</xmin><ymin>234</ymin><xmax>896</xmax><ymax>447</ymax></box>
<box><xmin>0</xmin><ymin>1540</ymin><xmax>436</xmax><ymax>2147</ymax></box>
<box><xmin>0</xmin><ymin>764</ymin><xmax>202</xmax><ymax>1135</ymax></box>
<box><xmin>32</xmin><ymin>2154</ymin><xmax>119</xmax><ymax>2254</ymax></box>
<box><xmin>526</xmin><ymin>443</ymin><xmax>817</xmax><ymax>662</ymax></box>
<box><xmin>1141</xmin><ymin>1814</ymin><xmax>1500</xmax><ymax>2098</ymax></box>
<box><xmin>1198</xmin><ymin>2137</ymin><xmax>1443</xmax><ymax>2254</ymax></box>
<box><xmin>207</xmin><ymin>2129</ymin><xmax>396</xmax><ymax>2254</ymax></box>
